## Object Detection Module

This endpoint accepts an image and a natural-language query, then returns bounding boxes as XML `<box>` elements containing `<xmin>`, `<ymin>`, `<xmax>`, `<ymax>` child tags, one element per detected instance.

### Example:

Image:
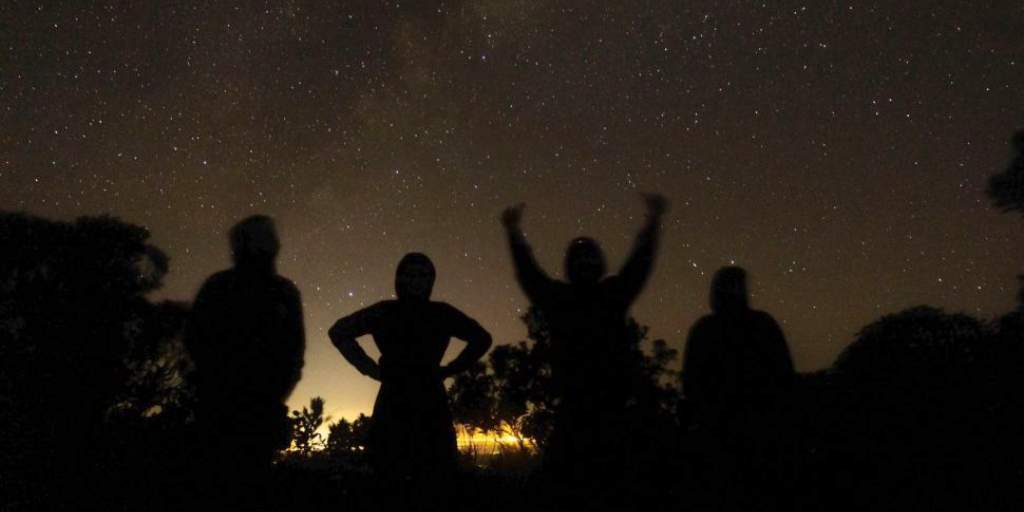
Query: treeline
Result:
<box><xmin>274</xmin><ymin>297</ymin><xmax>1024</xmax><ymax>511</ymax></box>
<box><xmin>2</xmin><ymin>129</ymin><xmax>1022</xmax><ymax>510</ymax></box>
<box><xmin>275</xmin><ymin>296</ymin><xmax>1024</xmax><ymax>510</ymax></box>
<box><xmin>1</xmin><ymin>214</ymin><xmax>1023</xmax><ymax>510</ymax></box>
<box><xmin>0</xmin><ymin>213</ymin><xmax>195</xmax><ymax>509</ymax></box>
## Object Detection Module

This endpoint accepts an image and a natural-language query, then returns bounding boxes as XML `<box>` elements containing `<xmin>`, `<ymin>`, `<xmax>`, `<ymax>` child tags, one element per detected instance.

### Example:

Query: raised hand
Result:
<box><xmin>501</xmin><ymin>203</ymin><xmax>526</xmax><ymax>229</ymax></box>
<box><xmin>643</xmin><ymin>193</ymin><xmax>668</xmax><ymax>218</ymax></box>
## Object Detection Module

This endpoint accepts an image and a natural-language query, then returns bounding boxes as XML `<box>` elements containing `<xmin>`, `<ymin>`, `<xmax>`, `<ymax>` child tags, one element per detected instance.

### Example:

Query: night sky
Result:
<box><xmin>3</xmin><ymin>1</ymin><xmax>1023</xmax><ymax>421</ymax></box>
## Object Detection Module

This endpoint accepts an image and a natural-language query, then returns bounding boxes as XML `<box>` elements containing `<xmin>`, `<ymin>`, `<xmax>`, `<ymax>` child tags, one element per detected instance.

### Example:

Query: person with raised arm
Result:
<box><xmin>500</xmin><ymin>193</ymin><xmax>668</xmax><ymax>487</ymax></box>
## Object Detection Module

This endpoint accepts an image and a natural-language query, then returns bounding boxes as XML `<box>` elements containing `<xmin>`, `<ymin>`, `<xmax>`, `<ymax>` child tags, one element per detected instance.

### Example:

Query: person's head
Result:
<box><xmin>710</xmin><ymin>266</ymin><xmax>749</xmax><ymax>314</ymax></box>
<box><xmin>564</xmin><ymin>237</ymin><xmax>606</xmax><ymax>285</ymax></box>
<box><xmin>395</xmin><ymin>252</ymin><xmax>435</xmax><ymax>300</ymax></box>
<box><xmin>229</xmin><ymin>215</ymin><xmax>280</xmax><ymax>269</ymax></box>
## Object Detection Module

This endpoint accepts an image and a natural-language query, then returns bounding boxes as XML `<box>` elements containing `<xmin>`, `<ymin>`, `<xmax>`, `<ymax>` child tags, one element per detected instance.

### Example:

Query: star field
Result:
<box><xmin>3</xmin><ymin>1</ymin><xmax>1023</xmax><ymax>420</ymax></box>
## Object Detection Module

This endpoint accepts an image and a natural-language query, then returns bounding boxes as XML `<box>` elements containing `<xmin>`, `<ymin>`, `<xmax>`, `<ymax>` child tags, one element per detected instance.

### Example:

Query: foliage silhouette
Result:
<box><xmin>987</xmin><ymin>130</ymin><xmax>1024</xmax><ymax>217</ymax></box>
<box><xmin>326</xmin><ymin>413</ymin><xmax>372</xmax><ymax>456</ymax></box>
<box><xmin>110</xmin><ymin>300</ymin><xmax>195</xmax><ymax>419</ymax></box>
<box><xmin>449</xmin><ymin>308</ymin><xmax>556</xmax><ymax>450</ymax></box>
<box><xmin>793</xmin><ymin>306</ymin><xmax>1024</xmax><ymax>511</ymax></box>
<box><xmin>4</xmin><ymin>183</ymin><xmax>1024</xmax><ymax>511</ymax></box>
<box><xmin>291</xmin><ymin>396</ymin><xmax>330</xmax><ymax>455</ymax></box>
<box><xmin>0</xmin><ymin>211</ymin><xmax>190</xmax><ymax>509</ymax></box>
<box><xmin>449</xmin><ymin>305</ymin><xmax>682</xmax><ymax>506</ymax></box>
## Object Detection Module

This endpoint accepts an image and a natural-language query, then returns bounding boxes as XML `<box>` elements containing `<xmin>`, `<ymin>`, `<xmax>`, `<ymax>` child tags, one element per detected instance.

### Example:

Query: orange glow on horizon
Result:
<box><xmin>285</xmin><ymin>423</ymin><xmax>535</xmax><ymax>454</ymax></box>
<box><xmin>455</xmin><ymin>424</ymin><xmax>536</xmax><ymax>454</ymax></box>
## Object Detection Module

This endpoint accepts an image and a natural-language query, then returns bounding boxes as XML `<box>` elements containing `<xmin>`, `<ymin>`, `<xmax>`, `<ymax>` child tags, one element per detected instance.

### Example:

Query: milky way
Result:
<box><xmin>4</xmin><ymin>1</ymin><xmax>1023</xmax><ymax>420</ymax></box>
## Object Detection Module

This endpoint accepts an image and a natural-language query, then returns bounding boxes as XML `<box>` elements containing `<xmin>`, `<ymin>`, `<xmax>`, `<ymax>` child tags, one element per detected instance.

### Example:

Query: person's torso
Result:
<box><xmin>371</xmin><ymin>301</ymin><xmax>453</xmax><ymax>376</ymax></box>
<box><xmin>538</xmin><ymin>281</ymin><xmax>635</xmax><ymax>404</ymax></box>
<box><xmin>194</xmin><ymin>270</ymin><xmax>299</xmax><ymax>394</ymax></box>
<box><xmin>701</xmin><ymin>311</ymin><xmax>783</xmax><ymax>403</ymax></box>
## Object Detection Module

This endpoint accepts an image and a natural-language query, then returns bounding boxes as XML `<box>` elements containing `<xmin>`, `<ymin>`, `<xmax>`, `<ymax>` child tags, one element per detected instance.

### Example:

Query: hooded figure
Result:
<box><xmin>682</xmin><ymin>268</ymin><xmax>796</xmax><ymax>509</ymax></box>
<box><xmin>329</xmin><ymin>253</ymin><xmax>492</xmax><ymax>478</ymax></box>
<box><xmin>500</xmin><ymin>194</ymin><xmax>668</xmax><ymax>485</ymax></box>
<box><xmin>682</xmin><ymin>266</ymin><xmax>794</xmax><ymax>423</ymax></box>
<box><xmin>184</xmin><ymin>215</ymin><xmax>305</xmax><ymax>507</ymax></box>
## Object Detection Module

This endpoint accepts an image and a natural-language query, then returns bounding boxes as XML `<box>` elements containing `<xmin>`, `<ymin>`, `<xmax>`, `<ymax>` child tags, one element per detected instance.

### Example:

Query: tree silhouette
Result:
<box><xmin>326</xmin><ymin>413</ymin><xmax>372</xmax><ymax>456</ymax></box>
<box><xmin>448</xmin><ymin>307</ymin><xmax>679</xmax><ymax>455</ymax></box>
<box><xmin>0</xmin><ymin>211</ymin><xmax>188</xmax><ymax>508</ymax></box>
<box><xmin>987</xmin><ymin>130</ymin><xmax>1024</xmax><ymax>217</ymax></box>
<box><xmin>449</xmin><ymin>308</ymin><xmax>556</xmax><ymax>450</ymax></box>
<box><xmin>291</xmin><ymin>396</ymin><xmax>329</xmax><ymax>456</ymax></box>
<box><xmin>111</xmin><ymin>300</ymin><xmax>195</xmax><ymax>421</ymax></box>
<box><xmin>805</xmin><ymin>306</ymin><xmax>1024</xmax><ymax>510</ymax></box>
<box><xmin>447</xmin><ymin>360</ymin><xmax>502</xmax><ymax>438</ymax></box>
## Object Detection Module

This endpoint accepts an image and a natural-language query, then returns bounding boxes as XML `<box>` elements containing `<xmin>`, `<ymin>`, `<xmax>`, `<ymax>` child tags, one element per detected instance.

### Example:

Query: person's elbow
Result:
<box><xmin>328</xmin><ymin>322</ymin><xmax>353</xmax><ymax>348</ymax></box>
<box><xmin>475</xmin><ymin>330</ymin><xmax>494</xmax><ymax>353</ymax></box>
<box><xmin>288</xmin><ymin>366</ymin><xmax>303</xmax><ymax>390</ymax></box>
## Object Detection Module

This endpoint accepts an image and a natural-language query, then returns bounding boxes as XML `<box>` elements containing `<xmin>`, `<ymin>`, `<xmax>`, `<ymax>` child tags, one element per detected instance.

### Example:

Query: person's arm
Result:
<box><xmin>616</xmin><ymin>193</ymin><xmax>668</xmax><ymax>304</ymax></box>
<box><xmin>681</xmin><ymin>322</ymin><xmax>705</xmax><ymax>403</ymax></box>
<box><xmin>280</xmin><ymin>282</ymin><xmax>306</xmax><ymax>399</ymax></box>
<box><xmin>440</xmin><ymin>304</ymin><xmax>493</xmax><ymax>378</ymax></box>
<box><xmin>762</xmin><ymin>313</ymin><xmax>796</xmax><ymax>391</ymax></box>
<box><xmin>183</xmin><ymin>277</ymin><xmax>217</xmax><ymax>367</ymax></box>
<box><xmin>328</xmin><ymin>304</ymin><xmax>383</xmax><ymax>381</ymax></box>
<box><xmin>683</xmin><ymin>319</ymin><xmax>725</xmax><ymax>430</ymax></box>
<box><xmin>502</xmin><ymin>203</ymin><xmax>553</xmax><ymax>303</ymax></box>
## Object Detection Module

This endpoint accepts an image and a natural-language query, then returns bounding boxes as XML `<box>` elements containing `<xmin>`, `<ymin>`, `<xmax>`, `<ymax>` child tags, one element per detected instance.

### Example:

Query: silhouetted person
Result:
<box><xmin>185</xmin><ymin>215</ymin><xmax>305</xmax><ymax>509</ymax></box>
<box><xmin>682</xmin><ymin>266</ymin><xmax>794</xmax><ymax>510</ymax></box>
<box><xmin>500</xmin><ymin>194</ymin><xmax>668</xmax><ymax>492</ymax></box>
<box><xmin>329</xmin><ymin>253</ymin><xmax>492</xmax><ymax>484</ymax></box>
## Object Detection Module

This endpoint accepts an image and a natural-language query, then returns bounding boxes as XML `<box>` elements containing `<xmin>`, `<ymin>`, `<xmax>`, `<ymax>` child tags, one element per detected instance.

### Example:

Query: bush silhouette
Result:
<box><xmin>800</xmin><ymin>306</ymin><xmax>1024</xmax><ymax>510</ymax></box>
<box><xmin>291</xmin><ymin>397</ymin><xmax>329</xmax><ymax>455</ymax></box>
<box><xmin>448</xmin><ymin>307</ymin><xmax>679</xmax><ymax>462</ymax></box>
<box><xmin>326</xmin><ymin>413</ymin><xmax>372</xmax><ymax>456</ymax></box>
<box><xmin>0</xmin><ymin>211</ymin><xmax>188</xmax><ymax>508</ymax></box>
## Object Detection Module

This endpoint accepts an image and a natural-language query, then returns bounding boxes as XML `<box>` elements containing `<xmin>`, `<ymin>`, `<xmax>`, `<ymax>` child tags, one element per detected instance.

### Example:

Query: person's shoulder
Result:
<box><xmin>272</xmin><ymin>275</ymin><xmax>301</xmax><ymax>296</ymax></box>
<box><xmin>335</xmin><ymin>301</ymin><xmax>393</xmax><ymax>325</ymax></box>
<box><xmin>197</xmin><ymin>269</ymin><xmax>235</xmax><ymax>292</ymax></box>
<box><xmin>749</xmin><ymin>309</ymin><xmax>782</xmax><ymax>327</ymax></box>
<box><xmin>207</xmin><ymin>268</ymin><xmax>235</xmax><ymax>282</ymax></box>
<box><xmin>688</xmin><ymin>314</ymin><xmax>717</xmax><ymax>335</ymax></box>
<box><xmin>598</xmin><ymin>274</ymin><xmax>623</xmax><ymax>291</ymax></box>
<box><xmin>431</xmin><ymin>301</ymin><xmax>465</xmax><ymax>316</ymax></box>
<box><xmin>749</xmin><ymin>309</ymin><xmax>777</xmax><ymax>321</ymax></box>
<box><xmin>360</xmin><ymin>300</ymin><xmax>396</xmax><ymax>316</ymax></box>
<box><xmin>694</xmin><ymin>314</ymin><xmax>717</xmax><ymax>327</ymax></box>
